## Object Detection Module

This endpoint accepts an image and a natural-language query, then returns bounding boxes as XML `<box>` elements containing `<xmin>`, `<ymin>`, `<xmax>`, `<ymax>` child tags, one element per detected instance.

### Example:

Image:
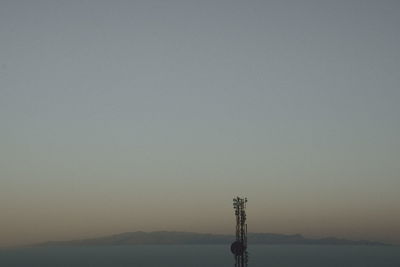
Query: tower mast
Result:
<box><xmin>231</xmin><ymin>196</ymin><xmax>248</xmax><ymax>267</ymax></box>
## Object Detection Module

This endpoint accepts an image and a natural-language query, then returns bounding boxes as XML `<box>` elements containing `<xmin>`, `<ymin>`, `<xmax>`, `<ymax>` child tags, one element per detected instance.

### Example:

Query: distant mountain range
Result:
<box><xmin>35</xmin><ymin>231</ymin><xmax>389</xmax><ymax>246</ymax></box>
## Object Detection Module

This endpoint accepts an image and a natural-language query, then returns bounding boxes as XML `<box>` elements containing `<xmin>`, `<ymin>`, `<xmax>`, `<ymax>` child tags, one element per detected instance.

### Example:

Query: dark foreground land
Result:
<box><xmin>1</xmin><ymin>244</ymin><xmax>400</xmax><ymax>267</ymax></box>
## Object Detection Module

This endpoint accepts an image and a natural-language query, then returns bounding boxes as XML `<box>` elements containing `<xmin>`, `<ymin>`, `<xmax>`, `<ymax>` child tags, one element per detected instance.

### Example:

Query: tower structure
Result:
<box><xmin>231</xmin><ymin>196</ymin><xmax>248</xmax><ymax>267</ymax></box>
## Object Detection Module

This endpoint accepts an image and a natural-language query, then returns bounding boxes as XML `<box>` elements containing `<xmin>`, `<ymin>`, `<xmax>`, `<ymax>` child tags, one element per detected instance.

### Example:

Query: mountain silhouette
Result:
<box><xmin>35</xmin><ymin>231</ymin><xmax>389</xmax><ymax>246</ymax></box>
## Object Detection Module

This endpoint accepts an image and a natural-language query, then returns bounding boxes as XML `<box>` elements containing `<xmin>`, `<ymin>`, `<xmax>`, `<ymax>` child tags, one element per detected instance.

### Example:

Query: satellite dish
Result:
<box><xmin>230</xmin><ymin>241</ymin><xmax>245</xmax><ymax>256</ymax></box>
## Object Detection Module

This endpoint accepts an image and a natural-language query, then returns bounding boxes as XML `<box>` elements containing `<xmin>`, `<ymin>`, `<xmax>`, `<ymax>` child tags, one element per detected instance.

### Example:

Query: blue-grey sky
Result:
<box><xmin>1</xmin><ymin>0</ymin><xmax>399</xmax><ymax>247</ymax></box>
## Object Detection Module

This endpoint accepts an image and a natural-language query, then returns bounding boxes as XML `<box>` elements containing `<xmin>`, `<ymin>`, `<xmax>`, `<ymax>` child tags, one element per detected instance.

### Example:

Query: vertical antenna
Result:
<box><xmin>231</xmin><ymin>196</ymin><xmax>248</xmax><ymax>267</ymax></box>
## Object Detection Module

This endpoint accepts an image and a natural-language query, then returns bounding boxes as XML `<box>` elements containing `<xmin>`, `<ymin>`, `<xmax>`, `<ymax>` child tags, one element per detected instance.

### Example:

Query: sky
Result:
<box><xmin>0</xmin><ymin>0</ymin><xmax>399</xmax><ymax>247</ymax></box>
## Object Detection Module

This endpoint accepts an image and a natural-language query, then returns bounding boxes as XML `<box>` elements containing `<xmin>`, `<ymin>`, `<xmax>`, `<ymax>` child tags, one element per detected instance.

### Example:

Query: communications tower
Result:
<box><xmin>230</xmin><ymin>196</ymin><xmax>248</xmax><ymax>267</ymax></box>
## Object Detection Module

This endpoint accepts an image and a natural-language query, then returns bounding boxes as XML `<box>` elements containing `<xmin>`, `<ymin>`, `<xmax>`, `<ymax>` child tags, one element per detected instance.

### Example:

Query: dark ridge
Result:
<box><xmin>34</xmin><ymin>231</ymin><xmax>390</xmax><ymax>247</ymax></box>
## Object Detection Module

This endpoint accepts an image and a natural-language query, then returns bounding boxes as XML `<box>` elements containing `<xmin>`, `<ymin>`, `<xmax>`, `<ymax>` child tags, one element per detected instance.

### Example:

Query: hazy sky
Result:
<box><xmin>1</xmin><ymin>0</ymin><xmax>399</xmax><ymax>247</ymax></box>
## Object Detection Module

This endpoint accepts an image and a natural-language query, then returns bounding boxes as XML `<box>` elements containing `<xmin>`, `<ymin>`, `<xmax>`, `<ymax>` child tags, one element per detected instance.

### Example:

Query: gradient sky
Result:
<box><xmin>1</xmin><ymin>0</ymin><xmax>399</xmax><ymax>247</ymax></box>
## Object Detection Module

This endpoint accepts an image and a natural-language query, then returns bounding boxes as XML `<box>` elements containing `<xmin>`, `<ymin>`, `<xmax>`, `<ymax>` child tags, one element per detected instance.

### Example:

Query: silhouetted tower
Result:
<box><xmin>231</xmin><ymin>196</ymin><xmax>248</xmax><ymax>267</ymax></box>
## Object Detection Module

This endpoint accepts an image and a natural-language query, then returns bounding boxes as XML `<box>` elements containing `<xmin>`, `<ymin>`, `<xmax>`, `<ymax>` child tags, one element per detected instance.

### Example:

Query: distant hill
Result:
<box><xmin>247</xmin><ymin>233</ymin><xmax>388</xmax><ymax>246</ymax></box>
<box><xmin>35</xmin><ymin>231</ymin><xmax>389</xmax><ymax>247</ymax></box>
